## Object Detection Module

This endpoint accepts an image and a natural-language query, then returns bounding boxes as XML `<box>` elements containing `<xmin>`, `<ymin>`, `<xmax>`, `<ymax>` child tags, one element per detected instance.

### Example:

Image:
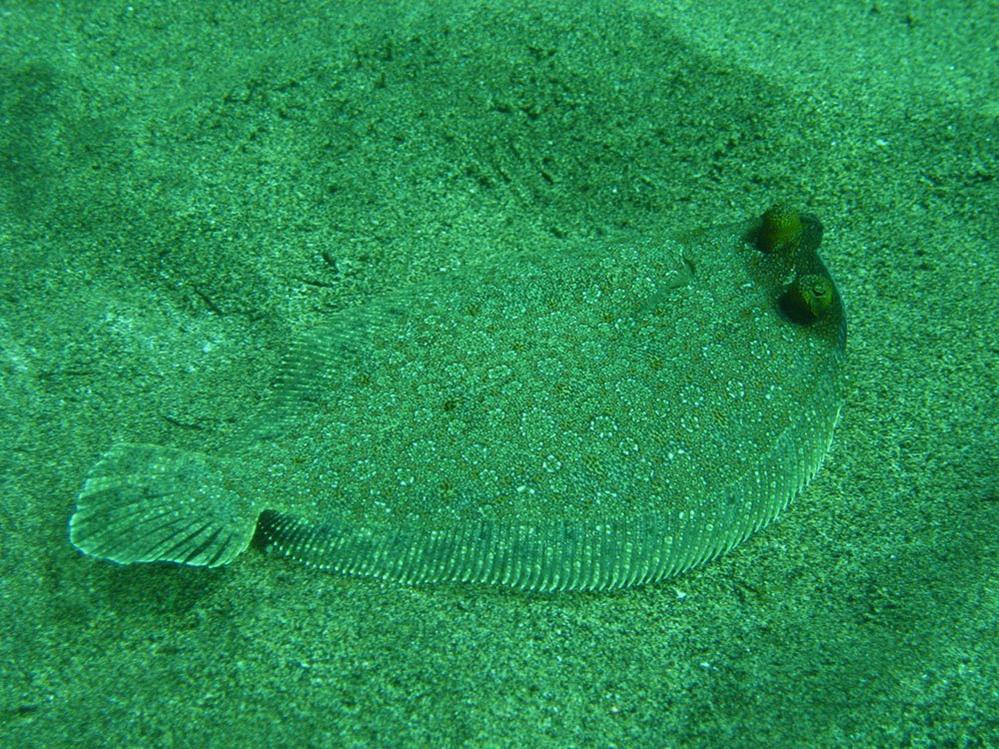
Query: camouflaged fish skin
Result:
<box><xmin>71</xmin><ymin>207</ymin><xmax>846</xmax><ymax>591</ymax></box>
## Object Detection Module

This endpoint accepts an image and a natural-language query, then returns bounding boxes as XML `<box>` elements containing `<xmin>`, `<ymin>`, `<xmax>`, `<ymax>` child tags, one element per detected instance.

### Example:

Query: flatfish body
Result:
<box><xmin>71</xmin><ymin>206</ymin><xmax>846</xmax><ymax>591</ymax></box>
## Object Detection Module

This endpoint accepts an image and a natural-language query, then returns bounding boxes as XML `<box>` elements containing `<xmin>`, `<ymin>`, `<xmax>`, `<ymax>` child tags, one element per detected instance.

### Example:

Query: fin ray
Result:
<box><xmin>70</xmin><ymin>443</ymin><xmax>259</xmax><ymax>568</ymax></box>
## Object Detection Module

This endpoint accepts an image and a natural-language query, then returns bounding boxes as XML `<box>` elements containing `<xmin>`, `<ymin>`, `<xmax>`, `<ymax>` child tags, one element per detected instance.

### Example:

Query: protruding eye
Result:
<box><xmin>778</xmin><ymin>273</ymin><xmax>835</xmax><ymax>325</ymax></box>
<box><xmin>750</xmin><ymin>203</ymin><xmax>804</xmax><ymax>254</ymax></box>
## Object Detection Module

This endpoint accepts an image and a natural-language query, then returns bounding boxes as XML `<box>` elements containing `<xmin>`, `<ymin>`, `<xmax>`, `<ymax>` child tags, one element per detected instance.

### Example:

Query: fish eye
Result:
<box><xmin>778</xmin><ymin>273</ymin><xmax>835</xmax><ymax>324</ymax></box>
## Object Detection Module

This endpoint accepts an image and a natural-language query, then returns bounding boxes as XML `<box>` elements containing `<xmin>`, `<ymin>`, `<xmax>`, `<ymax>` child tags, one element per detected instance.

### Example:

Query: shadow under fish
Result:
<box><xmin>70</xmin><ymin>205</ymin><xmax>846</xmax><ymax>592</ymax></box>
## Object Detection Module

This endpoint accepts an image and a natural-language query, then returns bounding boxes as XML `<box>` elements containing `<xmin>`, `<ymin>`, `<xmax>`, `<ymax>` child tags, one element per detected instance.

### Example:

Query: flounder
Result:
<box><xmin>70</xmin><ymin>205</ymin><xmax>846</xmax><ymax>591</ymax></box>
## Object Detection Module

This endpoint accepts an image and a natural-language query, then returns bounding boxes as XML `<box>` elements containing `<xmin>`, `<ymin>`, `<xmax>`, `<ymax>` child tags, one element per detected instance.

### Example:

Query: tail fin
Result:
<box><xmin>69</xmin><ymin>443</ymin><xmax>258</xmax><ymax>568</ymax></box>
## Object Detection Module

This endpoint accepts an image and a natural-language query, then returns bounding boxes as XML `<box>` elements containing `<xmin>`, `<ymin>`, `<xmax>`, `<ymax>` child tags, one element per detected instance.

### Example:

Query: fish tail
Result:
<box><xmin>69</xmin><ymin>443</ymin><xmax>258</xmax><ymax>568</ymax></box>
